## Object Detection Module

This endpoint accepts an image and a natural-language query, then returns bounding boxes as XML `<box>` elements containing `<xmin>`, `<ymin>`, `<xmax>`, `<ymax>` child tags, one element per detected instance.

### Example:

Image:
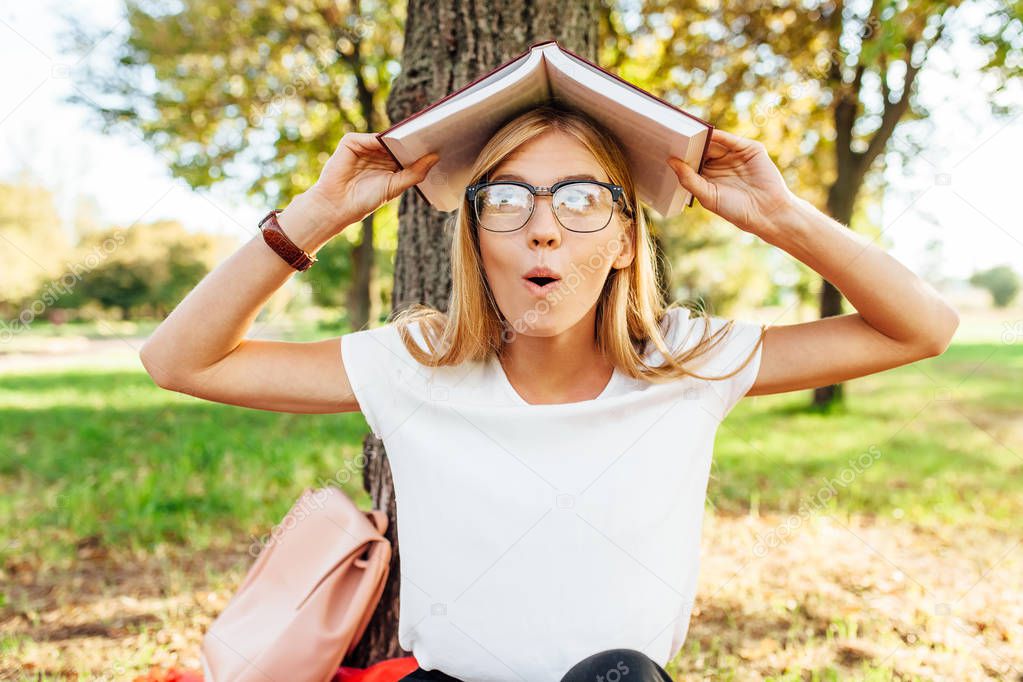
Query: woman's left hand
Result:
<box><xmin>669</xmin><ymin>128</ymin><xmax>796</xmax><ymax>236</ymax></box>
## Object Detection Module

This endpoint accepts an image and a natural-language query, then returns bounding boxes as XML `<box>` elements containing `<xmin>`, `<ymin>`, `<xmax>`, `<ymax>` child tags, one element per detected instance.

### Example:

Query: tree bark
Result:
<box><xmin>813</xmin><ymin>179</ymin><xmax>855</xmax><ymax>407</ymax></box>
<box><xmin>347</xmin><ymin>213</ymin><xmax>374</xmax><ymax>331</ymax></box>
<box><xmin>347</xmin><ymin>0</ymin><xmax>600</xmax><ymax>665</ymax></box>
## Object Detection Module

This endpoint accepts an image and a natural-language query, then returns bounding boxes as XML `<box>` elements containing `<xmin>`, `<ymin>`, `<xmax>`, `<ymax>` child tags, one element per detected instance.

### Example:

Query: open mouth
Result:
<box><xmin>523</xmin><ymin>275</ymin><xmax>562</xmax><ymax>296</ymax></box>
<box><xmin>522</xmin><ymin>267</ymin><xmax>562</xmax><ymax>296</ymax></box>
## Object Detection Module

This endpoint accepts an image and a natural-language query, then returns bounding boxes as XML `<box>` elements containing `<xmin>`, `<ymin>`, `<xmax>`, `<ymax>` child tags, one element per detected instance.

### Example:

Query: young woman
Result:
<box><xmin>139</xmin><ymin>104</ymin><xmax>959</xmax><ymax>682</ymax></box>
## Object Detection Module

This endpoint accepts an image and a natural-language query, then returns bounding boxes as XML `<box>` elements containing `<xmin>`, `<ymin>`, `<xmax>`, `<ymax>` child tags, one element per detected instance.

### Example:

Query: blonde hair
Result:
<box><xmin>390</xmin><ymin>102</ymin><xmax>765</xmax><ymax>385</ymax></box>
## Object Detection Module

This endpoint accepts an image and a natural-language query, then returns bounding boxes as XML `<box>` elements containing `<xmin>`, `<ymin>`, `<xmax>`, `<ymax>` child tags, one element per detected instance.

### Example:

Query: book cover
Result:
<box><xmin>376</xmin><ymin>39</ymin><xmax>713</xmax><ymax>218</ymax></box>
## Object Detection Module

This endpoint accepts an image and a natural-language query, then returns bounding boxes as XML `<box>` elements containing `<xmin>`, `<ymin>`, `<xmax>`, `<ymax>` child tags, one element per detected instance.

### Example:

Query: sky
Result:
<box><xmin>0</xmin><ymin>1</ymin><xmax>1020</xmax><ymax>282</ymax></box>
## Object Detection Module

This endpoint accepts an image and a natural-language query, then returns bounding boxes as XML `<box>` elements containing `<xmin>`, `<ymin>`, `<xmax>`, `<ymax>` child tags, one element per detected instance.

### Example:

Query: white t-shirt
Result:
<box><xmin>340</xmin><ymin>307</ymin><xmax>764</xmax><ymax>682</ymax></box>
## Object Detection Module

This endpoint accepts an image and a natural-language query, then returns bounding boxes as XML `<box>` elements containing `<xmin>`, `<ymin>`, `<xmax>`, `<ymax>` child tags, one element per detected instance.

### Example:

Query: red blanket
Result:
<box><xmin>132</xmin><ymin>656</ymin><xmax>421</xmax><ymax>682</ymax></box>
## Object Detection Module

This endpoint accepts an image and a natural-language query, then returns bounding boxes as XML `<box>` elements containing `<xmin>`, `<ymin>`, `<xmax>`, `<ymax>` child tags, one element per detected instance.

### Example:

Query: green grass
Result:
<box><xmin>711</xmin><ymin>340</ymin><xmax>1022</xmax><ymax>532</ymax></box>
<box><xmin>0</xmin><ymin>309</ymin><xmax>351</xmax><ymax>352</ymax></box>
<box><xmin>1</xmin><ymin>339</ymin><xmax>1020</xmax><ymax>568</ymax></box>
<box><xmin>0</xmin><ymin>367</ymin><xmax>376</xmax><ymax>566</ymax></box>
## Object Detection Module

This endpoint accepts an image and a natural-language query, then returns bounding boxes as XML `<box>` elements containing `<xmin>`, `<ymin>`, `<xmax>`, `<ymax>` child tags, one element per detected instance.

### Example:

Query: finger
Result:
<box><xmin>393</xmin><ymin>152</ymin><xmax>440</xmax><ymax>190</ymax></box>
<box><xmin>704</xmin><ymin>140</ymin><xmax>732</xmax><ymax>162</ymax></box>
<box><xmin>348</xmin><ymin>134</ymin><xmax>392</xmax><ymax>158</ymax></box>
<box><xmin>710</xmin><ymin>129</ymin><xmax>763</xmax><ymax>157</ymax></box>
<box><xmin>710</xmin><ymin>128</ymin><xmax>750</xmax><ymax>148</ymax></box>
<box><xmin>667</xmin><ymin>157</ymin><xmax>712</xmax><ymax>207</ymax></box>
<box><xmin>346</xmin><ymin>132</ymin><xmax>383</xmax><ymax>146</ymax></box>
<box><xmin>337</xmin><ymin>132</ymin><xmax>395</xmax><ymax>162</ymax></box>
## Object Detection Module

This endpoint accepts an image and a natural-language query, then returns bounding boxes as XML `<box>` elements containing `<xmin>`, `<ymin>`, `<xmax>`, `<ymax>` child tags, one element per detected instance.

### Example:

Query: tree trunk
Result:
<box><xmin>347</xmin><ymin>213</ymin><xmax>374</xmax><ymax>331</ymax></box>
<box><xmin>347</xmin><ymin>0</ymin><xmax>599</xmax><ymax>665</ymax></box>
<box><xmin>812</xmin><ymin>167</ymin><xmax>858</xmax><ymax>408</ymax></box>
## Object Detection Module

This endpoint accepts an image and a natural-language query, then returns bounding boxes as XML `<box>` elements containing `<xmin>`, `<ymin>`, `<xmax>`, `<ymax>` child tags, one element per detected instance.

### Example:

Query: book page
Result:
<box><xmin>381</xmin><ymin>47</ymin><xmax>555</xmax><ymax>211</ymax></box>
<box><xmin>544</xmin><ymin>46</ymin><xmax>709</xmax><ymax>217</ymax></box>
<box><xmin>387</xmin><ymin>47</ymin><xmax>545</xmax><ymax>140</ymax></box>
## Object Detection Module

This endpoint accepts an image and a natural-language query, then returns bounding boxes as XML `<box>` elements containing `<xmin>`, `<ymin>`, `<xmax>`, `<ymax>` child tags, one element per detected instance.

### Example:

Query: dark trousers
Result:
<box><xmin>398</xmin><ymin>647</ymin><xmax>673</xmax><ymax>681</ymax></box>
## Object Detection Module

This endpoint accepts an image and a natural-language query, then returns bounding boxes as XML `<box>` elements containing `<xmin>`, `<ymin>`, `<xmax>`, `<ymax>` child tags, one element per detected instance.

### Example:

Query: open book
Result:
<box><xmin>376</xmin><ymin>39</ymin><xmax>714</xmax><ymax>219</ymax></box>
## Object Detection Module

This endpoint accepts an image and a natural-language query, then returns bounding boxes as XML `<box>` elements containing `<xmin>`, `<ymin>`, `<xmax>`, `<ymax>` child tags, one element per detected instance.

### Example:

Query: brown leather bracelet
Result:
<box><xmin>259</xmin><ymin>209</ymin><xmax>317</xmax><ymax>272</ymax></box>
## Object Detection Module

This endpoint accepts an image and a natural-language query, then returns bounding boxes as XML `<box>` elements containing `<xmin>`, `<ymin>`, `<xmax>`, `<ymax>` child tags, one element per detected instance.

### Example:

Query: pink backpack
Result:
<box><xmin>200</xmin><ymin>486</ymin><xmax>392</xmax><ymax>682</ymax></box>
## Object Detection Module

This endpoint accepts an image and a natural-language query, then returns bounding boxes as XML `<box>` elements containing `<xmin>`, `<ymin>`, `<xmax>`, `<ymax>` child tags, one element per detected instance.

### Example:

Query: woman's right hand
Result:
<box><xmin>306</xmin><ymin>132</ymin><xmax>440</xmax><ymax>233</ymax></box>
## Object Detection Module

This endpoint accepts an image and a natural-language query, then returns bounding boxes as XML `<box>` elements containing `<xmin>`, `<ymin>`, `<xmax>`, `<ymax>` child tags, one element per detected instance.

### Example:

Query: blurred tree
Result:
<box><xmin>73</xmin><ymin>195</ymin><xmax>105</xmax><ymax>242</ymax></box>
<box><xmin>628</xmin><ymin>0</ymin><xmax>1023</xmax><ymax>407</ymax></box>
<box><xmin>670</xmin><ymin>229</ymin><xmax>773</xmax><ymax>312</ymax></box>
<box><xmin>970</xmin><ymin>265</ymin><xmax>1020</xmax><ymax>308</ymax></box>
<box><xmin>60</xmin><ymin>221</ymin><xmax>229</xmax><ymax>320</ymax></box>
<box><xmin>66</xmin><ymin>0</ymin><xmax>406</xmax><ymax>331</ymax></box>
<box><xmin>0</xmin><ymin>179</ymin><xmax>73</xmax><ymax>318</ymax></box>
<box><xmin>304</xmin><ymin>199</ymin><xmax>400</xmax><ymax>328</ymax></box>
<box><xmin>348</xmin><ymin>0</ymin><xmax>606</xmax><ymax>664</ymax></box>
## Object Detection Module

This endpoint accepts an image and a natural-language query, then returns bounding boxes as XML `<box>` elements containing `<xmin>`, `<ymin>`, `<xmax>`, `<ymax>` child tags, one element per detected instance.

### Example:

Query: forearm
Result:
<box><xmin>762</xmin><ymin>195</ymin><xmax>959</xmax><ymax>351</ymax></box>
<box><xmin>139</xmin><ymin>190</ymin><xmax>347</xmax><ymax>384</ymax></box>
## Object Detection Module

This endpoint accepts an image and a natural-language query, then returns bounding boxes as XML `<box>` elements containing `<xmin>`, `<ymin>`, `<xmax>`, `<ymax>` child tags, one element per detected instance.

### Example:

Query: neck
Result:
<box><xmin>498</xmin><ymin>311</ymin><xmax>614</xmax><ymax>404</ymax></box>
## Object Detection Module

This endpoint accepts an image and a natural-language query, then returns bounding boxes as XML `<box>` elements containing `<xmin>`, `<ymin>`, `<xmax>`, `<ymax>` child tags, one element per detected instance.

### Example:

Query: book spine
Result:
<box><xmin>690</xmin><ymin>123</ymin><xmax>715</xmax><ymax>208</ymax></box>
<box><xmin>375</xmin><ymin>132</ymin><xmax>431</xmax><ymax>208</ymax></box>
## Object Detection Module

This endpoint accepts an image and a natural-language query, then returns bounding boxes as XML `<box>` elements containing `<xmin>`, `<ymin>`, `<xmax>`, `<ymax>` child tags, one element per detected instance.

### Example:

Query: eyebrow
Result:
<box><xmin>489</xmin><ymin>172</ymin><xmax>602</xmax><ymax>184</ymax></box>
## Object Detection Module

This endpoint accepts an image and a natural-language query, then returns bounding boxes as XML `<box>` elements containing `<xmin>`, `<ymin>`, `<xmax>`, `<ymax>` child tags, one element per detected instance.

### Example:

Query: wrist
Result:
<box><xmin>275</xmin><ymin>190</ymin><xmax>349</xmax><ymax>254</ymax></box>
<box><xmin>305</xmin><ymin>185</ymin><xmax>363</xmax><ymax>235</ymax></box>
<box><xmin>761</xmin><ymin>192</ymin><xmax>816</xmax><ymax>247</ymax></box>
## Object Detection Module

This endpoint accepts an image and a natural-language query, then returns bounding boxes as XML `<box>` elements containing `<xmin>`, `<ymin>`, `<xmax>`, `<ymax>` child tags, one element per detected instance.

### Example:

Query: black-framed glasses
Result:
<box><xmin>465</xmin><ymin>179</ymin><xmax>633</xmax><ymax>233</ymax></box>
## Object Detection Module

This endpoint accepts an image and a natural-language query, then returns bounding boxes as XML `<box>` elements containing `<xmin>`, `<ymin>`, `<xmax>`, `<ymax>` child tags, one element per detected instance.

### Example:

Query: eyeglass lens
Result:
<box><xmin>475</xmin><ymin>183</ymin><xmax>615</xmax><ymax>232</ymax></box>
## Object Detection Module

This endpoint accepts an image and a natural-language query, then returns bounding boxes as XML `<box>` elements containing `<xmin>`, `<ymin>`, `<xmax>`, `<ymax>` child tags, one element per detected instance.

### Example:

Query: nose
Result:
<box><xmin>523</xmin><ymin>194</ymin><xmax>562</xmax><ymax>249</ymax></box>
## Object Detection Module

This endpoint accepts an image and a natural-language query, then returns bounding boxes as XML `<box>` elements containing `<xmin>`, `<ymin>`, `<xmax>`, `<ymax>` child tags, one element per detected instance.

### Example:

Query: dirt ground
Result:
<box><xmin>3</xmin><ymin>511</ymin><xmax>1020</xmax><ymax>681</ymax></box>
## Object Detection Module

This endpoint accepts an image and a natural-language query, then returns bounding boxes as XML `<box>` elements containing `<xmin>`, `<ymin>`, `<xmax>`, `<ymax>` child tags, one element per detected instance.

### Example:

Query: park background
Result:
<box><xmin>1</xmin><ymin>0</ymin><xmax>1021</xmax><ymax>680</ymax></box>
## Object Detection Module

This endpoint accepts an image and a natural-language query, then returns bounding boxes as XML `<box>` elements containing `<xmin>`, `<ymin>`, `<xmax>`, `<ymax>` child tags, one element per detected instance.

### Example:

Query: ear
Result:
<box><xmin>611</xmin><ymin>218</ymin><xmax>636</xmax><ymax>270</ymax></box>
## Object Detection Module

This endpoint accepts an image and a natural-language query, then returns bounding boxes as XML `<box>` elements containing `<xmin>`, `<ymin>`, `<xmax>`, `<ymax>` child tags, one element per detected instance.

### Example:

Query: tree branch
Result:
<box><xmin>880</xmin><ymin>51</ymin><xmax>890</xmax><ymax>105</ymax></box>
<box><xmin>862</xmin><ymin>15</ymin><xmax>947</xmax><ymax>169</ymax></box>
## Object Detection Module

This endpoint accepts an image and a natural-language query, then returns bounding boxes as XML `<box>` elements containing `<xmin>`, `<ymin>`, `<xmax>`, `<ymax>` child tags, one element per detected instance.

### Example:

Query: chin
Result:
<box><xmin>501</xmin><ymin>309</ymin><xmax>573</xmax><ymax>338</ymax></box>
<box><xmin>512</xmin><ymin>325</ymin><xmax>561</xmax><ymax>339</ymax></box>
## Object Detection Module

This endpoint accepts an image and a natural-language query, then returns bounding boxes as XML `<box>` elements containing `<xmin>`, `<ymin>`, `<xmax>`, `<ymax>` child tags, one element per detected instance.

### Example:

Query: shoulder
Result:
<box><xmin>656</xmin><ymin>306</ymin><xmax>765</xmax><ymax>419</ymax></box>
<box><xmin>654</xmin><ymin>306</ymin><xmax>764</xmax><ymax>373</ymax></box>
<box><xmin>340</xmin><ymin>322</ymin><xmax>419</xmax><ymax>399</ymax></box>
<box><xmin>659</xmin><ymin>306</ymin><xmax>693</xmax><ymax>345</ymax></box>
<box><xmin>338</xmin><ymin>319</ymin><xmax>439</xmax><ymax>440</ymax></box>
<box><xmin>647</xmin><ymin>306</ymin><xmax>697</xmax><ymax>357</ymax></box>
<box><xmin>341</xmin><ymin>318</ymin><xmax>431</xmax><ymax>361</ymax></box>
<box><xmin>341</xmin><ymin>322</ymin><xmax>398</xmax><ymax>361</ymax></box>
